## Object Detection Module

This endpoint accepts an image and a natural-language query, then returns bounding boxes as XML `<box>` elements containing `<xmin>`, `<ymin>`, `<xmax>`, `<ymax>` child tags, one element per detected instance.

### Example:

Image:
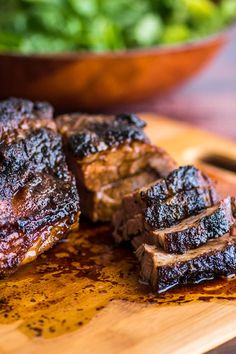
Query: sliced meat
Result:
<box><xmin>113</xmin><ymin>166</ymin><xmax>219</xmax><ymax>243</ymax></box>
<box><xmin>0</xmin><ymin>97</ymin><xmax>55</xmax><ymax>143</ymax></box>
<box><xmin>80</xmin><ymin>169</ymin><xmax>159</xmax><ymax>222</ymax></box>
<box><xmin>231</xmin><ymin>197</ymin><xmax>236</xmax><ymax>217</ymax></box>
<box><xmin>122</xmin><ymin>165</ymin><xmax>215</xmax><ymax>220</ymax></box>
<box><xmin>136</xmin><ymin>234</ymin><xmax>236</xmax><ymax>293</ymax></box>
<box><xmin>1</xmin><ymin>173</ymin><xmax>80</xmax><ymax>275</ymax></box>
<box><xmin>145</xmin><ymin>186</ymin><xmax>219</xmax><ymax>230</ymax></box>
<box><xmin>0</xmin><ymin>127</ymin><xmax>70</xmax><ymax>199</ymax></box>
<box><xmin>56</xmin><ymin>113</ymin><xmax>176</xmax><ymax>191</ymax></box>
<box><xmin>144</xmin><ymin>197</ymin><xmax>233</xmax><ymax>254</ymax></box>
<box><xmin>115</xmin><ymin>187</ymin><xmax>218</xmax><ymax>243</ymax></box>
<box><xmin>57</xmin><ymin>112</ymin><xmax>176</xmax><ymax>221</ymax></box>
<box><xmin>0</xmin><ymin>98</ymin><xmax>80</xmax><ymax>276</ymax></box>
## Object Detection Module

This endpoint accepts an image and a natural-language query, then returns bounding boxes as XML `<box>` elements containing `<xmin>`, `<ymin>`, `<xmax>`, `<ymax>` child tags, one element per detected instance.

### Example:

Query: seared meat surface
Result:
<box><xmin>0</xmin><ymin>97</ymin><xmax>54</xmax><ymax>143</ymax></box>
<box><xmin>145</xmin><ymin>186</ymin><xmax>218</xmax><ymax>230</ymax></box>
<box><xmin>56</xmin><ymin>112</ymin><xmax>148</xmax><ymax>159</ymax></box>
<box><xmin>0</xmin><ymin>98</ymin><xmax>80</xmax><ymax>276</ymax></box>
<box><xmin>0</xmin><ymin>127</ymin><xmax>69</xmax><ymax>198</ymax></box>
<box><xmin>136</xmin><ymin>234</ymin><xmax>236</xmax><ymax>293</ymax></box>
<box><xmin>113</xmin><ymin>164</ymin><xmax>236</xmax><ymax>293</ymax></box>
<box><xmin>113</xmin><ymin>166</ymin><xmax>219</xmax><ymax>243</ymax></box>
<box><xmin>57</xmin><ymin>113</ymin><xmax>176</xmax><ymax>221</ymax></box>
<box><xmin>2</xmin><ymin>100</ymin><xmax>234</xmax><ymax>295</ymax></box>
<box><xmin>143</xmin><ymin>197</ymin><xmax>233</xmax><ymax>254</ymax></box>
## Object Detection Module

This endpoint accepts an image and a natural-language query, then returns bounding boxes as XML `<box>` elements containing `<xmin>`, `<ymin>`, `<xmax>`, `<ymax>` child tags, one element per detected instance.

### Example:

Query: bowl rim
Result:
<box><xmin>0</xmin><ymin>23</ymin><xmax>234</xmax><ymax>60</ymax></box>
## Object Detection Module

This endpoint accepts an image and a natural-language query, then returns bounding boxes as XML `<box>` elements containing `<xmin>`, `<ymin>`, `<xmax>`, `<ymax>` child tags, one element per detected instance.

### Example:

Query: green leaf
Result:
<box><xmin>132</xmin><ymin>14</ymin><xmax>163</xmax><ymax>46</ymax></box>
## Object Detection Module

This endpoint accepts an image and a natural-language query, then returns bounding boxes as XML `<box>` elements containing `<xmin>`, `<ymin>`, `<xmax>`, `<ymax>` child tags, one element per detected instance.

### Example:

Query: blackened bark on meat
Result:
<box><xmin>141</xmin><ymin>165</ymin><xmax>213</xmax><ymax>205</ymax></box>
<box><xmin>0</xmin><ymin>128</ymin><xmax>70</xmax><ymax>199</ymax></box>
<box><xmin>113</xmin><ymin>168</ymin><xmax>219</xmax><ymax>245</ymax></box>
<box><xmin>115</xmin><ymin>113</ymin><xmax>146</xmax><ymax>128</ymax></box>
<box><xmin>57</xmin><ymin>112</ymin><xmax>177</xmax><ymax>222</ymax></box>
<box><xmin>13</xmin><ymin>173</ymin><xmax>79</xmax><ymax>235</ymax></box>
<box><xmin>0</xmin><ymin>173</ymin><xmax>80</xmax><ymax>275</ymax></box>
<box><xmin>136</xmin><ymin>234</ymin><xmax>236</xmax><ymax>293</ymax></box>
<box><xmin>0</xmin><ymin>98</ymin><xmax>54</xmax><ymax>140</ymax></box>
<box><xmin>145</xmin><ymin>186</ymin><xmax>219</xmax><ymax>230</ymax></box>
<box><xmin>0</xmin><ymin>98</ymin><xmax>80</xmax><ymax>276</ymax></box>
<box><xmin>231</xmin><ymin>197</ymin><xmax>236</xmax><ymax>217</ymax></box>
<box><xmin>57</xmin><ymin>113</ymin><xmax>149</xmax><ymax>159</ymax></box>
<box><xmin>0</xmin><ymin>98</ymin><xmax>53</xmax><ymax>125</ymax></box>
<box><xmin>145</xmin><ymin>197</ymin><xmax>233</xmax><ymax>254</ymax></box>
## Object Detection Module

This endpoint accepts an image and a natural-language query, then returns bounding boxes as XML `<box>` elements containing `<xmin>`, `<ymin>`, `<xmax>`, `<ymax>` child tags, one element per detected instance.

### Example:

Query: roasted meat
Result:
<box><xmin>79</xmin><ymin>169</ymin><xmax>158</xmax><ymax>222</ymax></box>
<box><xmin>113</xmin><ymin>166</ymin><xmax>219</xmax><ymax>243</ymax></box>
<box><xmin>142</xmin><ymin>197</ymin><xmax>233</xmax><ymax>254</ymax></box>
<box><xmin>136</xmin><ymin>234</ymin><xmax>236</xmax><ymax>293</ymax></box>
<box><xmin>56</xmin><ymin>113</ymin><xmax>176</xmax><ymax>221</ymax></box>
<box><xmin>0</xmin><ymin>97</ymin><xmax>54</xmax><ymax>143</ymax></box>
<box><xmin>113</xmin><ymin>164</ymin><xmax>236</xmax><ymax>293</ymax></box>
<box><xmin>0</xmin><ymin>98</ymin><xmax>80</xmax><ymax>276</ymax></box>
<box><xmin>231</xmin><ymin>197</ymin><xmax>236</xmax><ymax>217</ymax></box>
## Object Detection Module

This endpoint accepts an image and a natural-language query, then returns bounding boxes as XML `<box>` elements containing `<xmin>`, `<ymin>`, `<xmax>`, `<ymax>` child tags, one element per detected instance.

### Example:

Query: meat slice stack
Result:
<box><xmin>113</xmin><ymin>165</ymin><xmax>236</xmax><ymax>293</ymax></box>
<box><xmin>137</xmin><ymin>235</ymin><xmax>236</xmax><ymax>293</ymax></box>
<box><xmin>0</xmin><ymin>98</ymin><xmax>80</xmax><ymax>276</ymax></box>
<box><xmin>56</xmin><ymin>113</ymin><xmax>177</xmax><ymax>222</ymax></box>
<box><xmin>113</xmin><ymin>166</ymin><xmax>219</xmax><ymax>244</ymax></box>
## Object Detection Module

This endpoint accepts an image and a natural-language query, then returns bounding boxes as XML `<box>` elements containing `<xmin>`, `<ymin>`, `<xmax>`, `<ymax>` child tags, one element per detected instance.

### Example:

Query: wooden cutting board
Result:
<box><xmin>1</xmin><ymin>114</ymin><xmax>236</xmax><ymax>354</ymax></box>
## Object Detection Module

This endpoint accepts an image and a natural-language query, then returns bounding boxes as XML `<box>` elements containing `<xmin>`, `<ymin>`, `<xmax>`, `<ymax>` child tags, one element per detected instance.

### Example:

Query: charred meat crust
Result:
<box><xmin>0</xmin><ymin>98</ymin><xmax>54</xmax><ymax>141</ymax></box>
<box><xmin>68</xmin><ymin>142</ymin><xmax>177</xmax><ymax>193</ymax></box>
<box><xmin>146</xmin><ymin>197</ymin><xmax>233</xmax><ymax>254</ymax></box>
<box><xmin>12</xmin><ymin>173</ymin><xmax>79</xmax><ymax>235</ymax></box>
<box><xmin>113</xmin><ymin>166</ymin><xmax>219</xmax><ymax>244</ymax></box>
<box><xmin>0</xmin><ymin>128</ymin><xmax>70</xmax><ymax>199</ymax></box>
<box><xmin>140</xmin><ymin>165</ymin><xmax>213</xmax><ymax>205</ymax></box>
<box><xmin>56</xmin><ymin>112</ymin><xmax>177</xmax><ymax>222</ymax></box>
<box><xmin>56</xmin><ymin>113</ymin><xmax>149</xmax><ymax>159</ymax></box>
<box><xmin>231</xmin><ymin>197</ymin><xmax>236</xmax><ymax>217</ymax></box>
<box><xmin>113</xmin><ymin>186</ymin><xmax>218</xmax><ymax>245</ymax></box>
<box><xmin>0</xmin><ymin>173</ymin><xmax>80</xmax><ymax>276</ymax></box>
<box><xmin>145</xmin><ymin>186</ymin><xmax>219</xmax><ymax>230</ymax></box>
<box><xmin>0</xmin><ymin>98</ymin><xmax>80</xmax><ymax>275</ymax></box>
<box><xmin>136</xmin><ymin>234</ymin><xmax>236</xmax><ymax>293</ymax></box>
<box><xmin>0</xmin><ymin>98</ymin><xmax>53</xmax><ymax>125</ymax></box>
<box><xmin>118</xmin><ymin>166</ymin><xmax>216</xmax><ymax>222</ymax></box>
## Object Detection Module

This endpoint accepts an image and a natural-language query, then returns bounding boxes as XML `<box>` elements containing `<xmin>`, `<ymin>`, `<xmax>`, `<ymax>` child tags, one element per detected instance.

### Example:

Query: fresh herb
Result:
<box><xmin>0</xmin><ymin>0</ymin><xmax>235</xmax><ymax>53</ymax></box>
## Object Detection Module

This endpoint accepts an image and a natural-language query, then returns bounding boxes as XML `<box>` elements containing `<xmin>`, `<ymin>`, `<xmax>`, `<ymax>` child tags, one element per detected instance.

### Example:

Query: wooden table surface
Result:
<box><xmin>106</xmin><ymin>31</ymin><xmax>236</xmax><ymax>354</ymax></box>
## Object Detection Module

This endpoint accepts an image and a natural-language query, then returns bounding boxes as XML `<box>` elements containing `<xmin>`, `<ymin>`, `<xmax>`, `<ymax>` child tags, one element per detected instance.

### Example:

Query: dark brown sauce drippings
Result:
<box><xmin>0</xmin><ymin>220</ymin><xmax>236</xmax><ymax>339</ymax></box>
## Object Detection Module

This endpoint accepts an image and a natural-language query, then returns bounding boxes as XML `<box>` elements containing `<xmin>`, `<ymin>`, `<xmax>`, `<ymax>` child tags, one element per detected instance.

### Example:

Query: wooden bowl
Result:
<box><xmin>0</xmin><ymin>32</ymin><xmax>228</xmax><ymax>112</ymax></box>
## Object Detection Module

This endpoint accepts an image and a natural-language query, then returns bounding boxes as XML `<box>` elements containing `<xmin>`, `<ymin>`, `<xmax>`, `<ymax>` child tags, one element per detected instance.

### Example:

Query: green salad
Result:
<box><xmin>0</xmin><ymin>0</ymin><xmax>235</xmax><ymax>53</ymax></box>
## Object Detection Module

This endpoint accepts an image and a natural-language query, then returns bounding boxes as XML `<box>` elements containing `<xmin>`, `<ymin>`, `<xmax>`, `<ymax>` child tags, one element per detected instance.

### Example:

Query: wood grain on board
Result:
<box><xmin>1</xmin><ymin>114</ymin><xmax>236</xmax><ymax>354</ymax></box>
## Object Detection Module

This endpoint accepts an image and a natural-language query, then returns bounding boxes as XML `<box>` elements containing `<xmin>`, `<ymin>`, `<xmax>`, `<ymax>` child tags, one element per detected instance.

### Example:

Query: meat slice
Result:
<box><xmin>143</xmin><ymin>197</ymin><xmax>233</xmax><ymax>254</ymax></box>
<box><xmin>115</xmin><ymin>187</ymin><xmax>218</xmax><ymax>244</ymax></box>
<box><xmin>0</xmin><ymin>98</ymin><xmax>80</xmax><ymax>275</ymax></box>
<box><xmin>136</xmin><ymin>234</ymin><xmax>236</xmax><ymax>293</ymax></box>
<box><xmin>1</xmin><ymin>173</ymin><xmax>80</xmax><ymax>275</ymax></box>
<box><xmin>122</xmin><ymin>165</ymin><xmax>215</xmax><ymax>219</ymax></box>
<box><xmin>56</xmin><ymin>112</ymin><xmax>176</xmax><ymax>221</ymax></box>
<box><xmin>80</xmin><ymin>169</ymin><xmax>158</xmax><ymax>222</ymax></box>
<box><xmin>144</xmin><ymin>186</ymin><xmax>218</xmax><ymax>230</ymax></box>
<box><xmin>231</xmin><ymin>197</ymin><xmax>236</xmax><ymax>217</ymax></box>
<box><xmin>113</xmin><ymin>166</ymin><xmax>219</xmax><ymax>243</ymax></box>
<box><xmin>56</xmin><ymin>113</ymin><xmax>176</xmax><ymax>191</ymax></box>
<box><xmin>0</xmin><ymin>97</ymin><xmax>55</xmax><ymax>143</ymax></box>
